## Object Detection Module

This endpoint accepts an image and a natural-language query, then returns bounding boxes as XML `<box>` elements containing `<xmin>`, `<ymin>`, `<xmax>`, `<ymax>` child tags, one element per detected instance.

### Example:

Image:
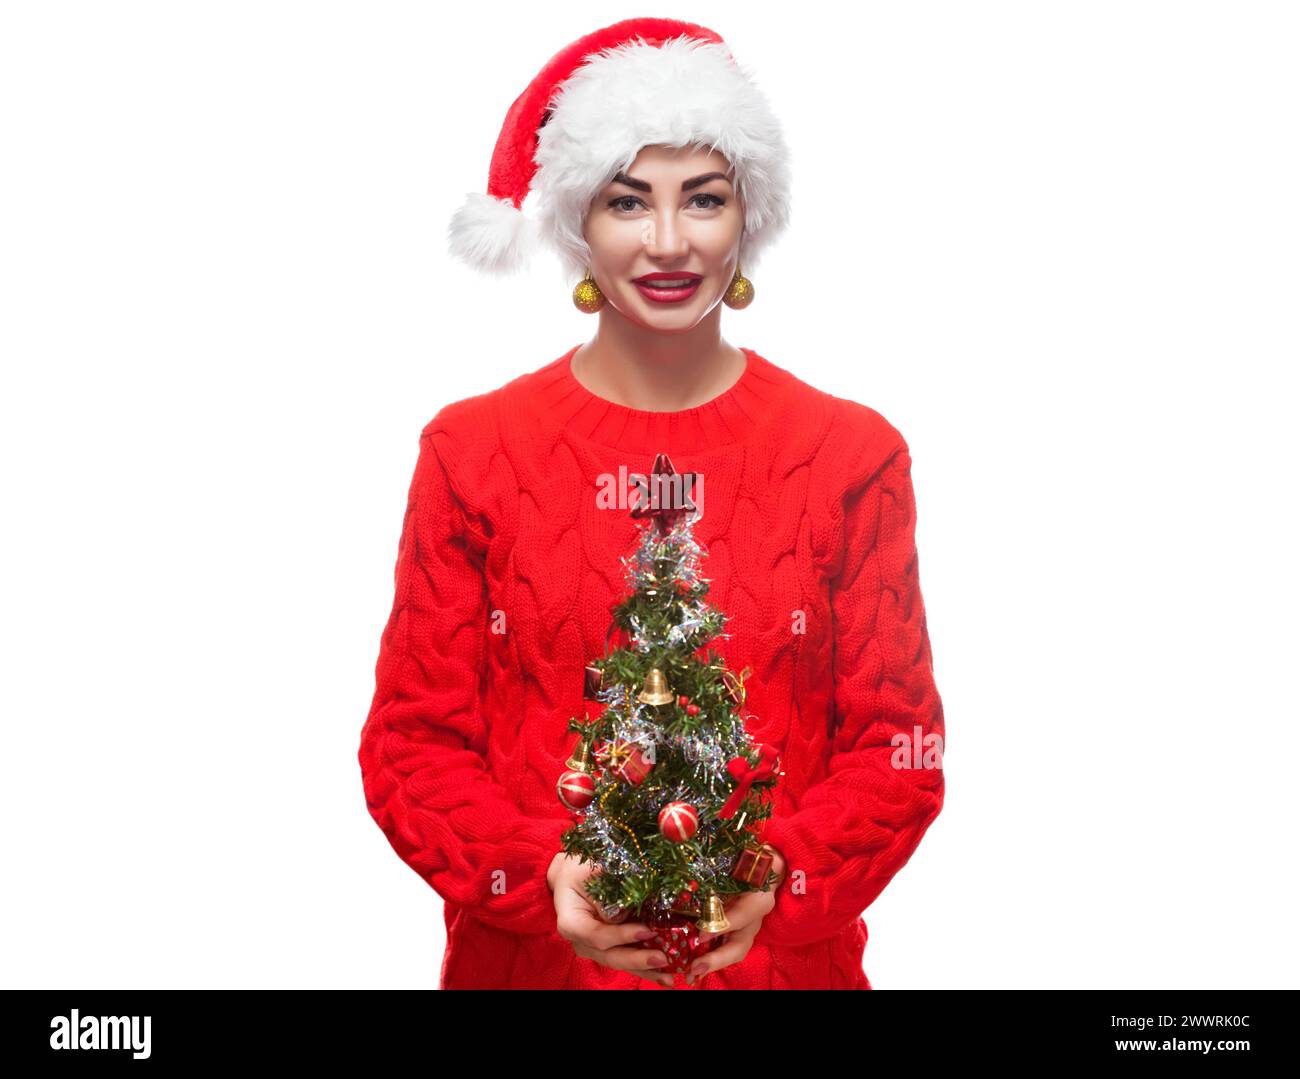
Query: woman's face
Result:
<box><xmin>582</xmin><ymin>144</ymin><xmax>745</xmax><ymax>332</ymax></box>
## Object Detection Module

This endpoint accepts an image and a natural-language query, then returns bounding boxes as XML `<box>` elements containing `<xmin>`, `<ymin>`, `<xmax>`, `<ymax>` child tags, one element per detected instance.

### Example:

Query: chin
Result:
<box><xmin>631</xmin><ymin>302</ymin><xmax>698</xmax><ymax>324</ymax></box>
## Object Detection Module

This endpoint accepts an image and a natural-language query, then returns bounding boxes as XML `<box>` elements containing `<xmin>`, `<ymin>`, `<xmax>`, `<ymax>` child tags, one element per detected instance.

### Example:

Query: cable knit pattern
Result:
<box><xmin>358</xmin><ymin>344</ymin><xmax>945</xmax><ymax>989</ymax></box>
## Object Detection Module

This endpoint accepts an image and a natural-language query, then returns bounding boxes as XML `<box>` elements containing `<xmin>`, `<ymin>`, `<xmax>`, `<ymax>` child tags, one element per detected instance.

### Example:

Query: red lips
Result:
<box><xmin>633</xmin><ymin>273</ymin><xmax>703</xmax><ymax>304</ymax></box>
<box><xmin>634</xmin><ymin>271</ymin><xmax>703</xmax><ymax>283</ymax></box>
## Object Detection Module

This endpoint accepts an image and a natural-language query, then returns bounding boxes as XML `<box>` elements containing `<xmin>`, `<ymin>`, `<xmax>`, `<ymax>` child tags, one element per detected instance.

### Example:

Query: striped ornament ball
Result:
<box><xmin>556</xmin><ymin>770</ymin><xmax>595</xmax><ymax>811</ymax></box>
<box><xmin>657</xmin><ymin>802</ymin><xmax>698</xmax><ymax>843</ymax></box>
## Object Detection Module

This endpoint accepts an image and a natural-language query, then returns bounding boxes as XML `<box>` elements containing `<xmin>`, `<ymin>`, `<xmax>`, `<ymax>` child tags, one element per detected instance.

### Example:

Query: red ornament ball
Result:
<box><xmin>686</xmin><ymin>704</ymin><xmax>700</xmax><ymax>716</ymax></box>
<box><xmin>678</xmin><ymin>695</ymin><xmax>690</xmax><ymax>707</ymax></box>
<box><xmin>556</xmin><ymin>770</ymin><xmax>595</xmax><ymax>811</ymax></box>
<box><xmin>658</xmin><ymin>802</ymin><xmax>699</xmax><ymax>842</ymax></box>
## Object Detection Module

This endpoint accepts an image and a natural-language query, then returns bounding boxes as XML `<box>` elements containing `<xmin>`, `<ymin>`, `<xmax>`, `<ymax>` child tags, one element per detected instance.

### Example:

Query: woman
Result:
<box><xmin>357</xmin><ymin>17</ymin><xmax>946</xmax><ymax>990</ymax></box>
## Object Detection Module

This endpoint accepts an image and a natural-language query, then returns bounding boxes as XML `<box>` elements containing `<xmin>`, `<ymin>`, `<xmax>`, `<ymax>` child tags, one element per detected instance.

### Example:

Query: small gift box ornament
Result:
<box><xmin>638</xmin><ymin>903</ymin><xmax>720</xmax><ymax>975</ymax></box>
<box><xmin>730</xmin><ymin>843</ymin><xmax>777</xmax><ymax>887</ymax></box>
<box><xmin>653</xmin><ymin>924</ymin><xmax>715</xmax><ymax>974</ymax></box>
<box><xmin>717</xmin><ymin>665</ymin><xmax>752</xmax><ymax>709</ymax></box>
<box><xmin>615</xmin><ymin>745</ymin><xmax>654</xmax><ymax>786</ymax></box>
<box><xmin>597</xmin><ymin>737</ymin><xmax>655</xmax><ymax>786</ymax></box>
<box><xmin>582</xmin><ymin>665</ymin><xmax>610</xmax><ymax>721</ymax></box>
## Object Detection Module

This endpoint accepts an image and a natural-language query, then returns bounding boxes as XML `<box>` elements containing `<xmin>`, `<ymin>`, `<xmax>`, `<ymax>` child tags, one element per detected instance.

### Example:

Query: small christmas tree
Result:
<box><xmin>554</xmin><ymin>454</ymin><xmax>782</xmax><ymax>973</ymax></box>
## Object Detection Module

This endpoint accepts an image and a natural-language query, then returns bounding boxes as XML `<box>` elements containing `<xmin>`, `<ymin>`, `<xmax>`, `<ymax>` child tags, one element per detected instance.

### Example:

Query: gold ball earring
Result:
<box><xmin>572</xmin><ymin>267</ymin><xmax>605</xmax><ymax>313</ymax></box>
<box><xmin>722</xmin><ymin>265</ymin><xmax>754</xmax><ymax>309</ymax></box>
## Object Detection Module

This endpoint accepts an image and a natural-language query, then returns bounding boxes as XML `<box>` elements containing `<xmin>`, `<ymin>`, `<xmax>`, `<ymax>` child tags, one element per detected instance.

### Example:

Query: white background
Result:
<box><xmin>2</xmin><ymin>1</ymin><xmax>1296</xmax><ymax>989</ymax></box>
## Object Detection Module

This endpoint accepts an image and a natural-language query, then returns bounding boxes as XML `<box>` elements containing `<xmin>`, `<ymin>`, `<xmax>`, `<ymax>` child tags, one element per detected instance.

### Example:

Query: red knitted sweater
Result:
<box><xmin>357</xmin><ymin>343</ymin><xmax>946</xmax><ymax>989</ymax></box>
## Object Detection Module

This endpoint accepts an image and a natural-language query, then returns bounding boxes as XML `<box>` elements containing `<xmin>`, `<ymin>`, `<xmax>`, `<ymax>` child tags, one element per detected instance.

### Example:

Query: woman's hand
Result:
<box><xmin>686</xmin><ymin>846</ymin><xmax>787</xmax><ymax>985</ymax></box>
<box><xmin>548</xmin><ymin>852</ymin><xmax>675</xmax><ymax>989</ymax></box>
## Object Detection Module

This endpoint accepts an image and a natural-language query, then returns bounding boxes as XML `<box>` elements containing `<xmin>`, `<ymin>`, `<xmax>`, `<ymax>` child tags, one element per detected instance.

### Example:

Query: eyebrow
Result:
<box><xmin>609</xmin><ymin>171</ymin><xmax>732</xmax><ymax>193</ymax></box>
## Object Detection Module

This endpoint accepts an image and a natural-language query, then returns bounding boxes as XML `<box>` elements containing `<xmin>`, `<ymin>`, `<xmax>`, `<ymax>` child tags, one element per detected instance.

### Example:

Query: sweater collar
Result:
<box><xmin>524</xmin><ymin>343</ymin><xmax>790</xmax><ymax>454</ymax></box>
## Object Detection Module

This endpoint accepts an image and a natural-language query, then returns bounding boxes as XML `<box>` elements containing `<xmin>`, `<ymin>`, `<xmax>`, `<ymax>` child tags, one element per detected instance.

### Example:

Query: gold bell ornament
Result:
<box><xmin>722</xmin><ymin>265</ymin><xmax>754</xmax><ymax>309</ymax></box>
<box><xmin>637</xmin><ymin>667</ymin><xmax>675</xmax><ymax>706</ymax></box>
<box><xmin>572</xmin><ymin>267</ymin><xmax>605</xmax><ymax>313</ymax></box>
<box><xmin>696</xmin><ymin>893</ymin><xmax>731</xmax><ymax>934</ymax></box>
<box><xmin>565</xmin><ymin>737</ymin><xmax>593</xmax><ymax>774</ymax></box>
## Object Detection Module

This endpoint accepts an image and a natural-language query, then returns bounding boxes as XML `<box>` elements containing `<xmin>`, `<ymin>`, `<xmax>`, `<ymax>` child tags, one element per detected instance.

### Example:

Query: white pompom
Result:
<box><xmin>446</xmin><ymin>192</ymin><xmax>540</xmax><ymax>275</ymax></box>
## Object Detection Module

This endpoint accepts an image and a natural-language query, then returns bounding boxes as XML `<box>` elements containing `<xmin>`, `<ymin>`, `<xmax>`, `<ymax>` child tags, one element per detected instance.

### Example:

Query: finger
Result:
<box><xmin>696</xmin><ymin>892</ymin><xmax>773</xmax><ymax>943</ymax></box>
<box><xmin>596</xmin><ymin>943</ymin><xmax>675</xmax><ymax>977</ymax></box>
<box><xmin>551</xmin><ymin>881</ymin><xmax>597</xmax><ymax>925</ymax></box>
<box><xmin>572</xmin><ymin>942</ymin><xmax>676</xmax><ymax>988</ymax></box>
<box><xmin>559</xmin><ymin>911</ymin><xmax>661</xmax><ymax>953</ymax></box>
<box><xmin>550</xmin><ymin>883</ymin><xmax>642</xmax><ymax>941</ymax></box>
<box><xmin>588</xmin><ymin>919</ymin><xmax>663</xmax><ymax>952</ymax></box>
<box><xmin>767</xmin><ymin>851</ymin><xmax>787</xmax><ymax>884</ymax></box>
<box><xmin>687</xmin><ymin>921</ymin><xmax>758</xmax><ymax>984</ymax></box>
<box><xmin>629</xmin><ymin>968</ymin><xmax>675</xmax><ymax>989</ymax></box>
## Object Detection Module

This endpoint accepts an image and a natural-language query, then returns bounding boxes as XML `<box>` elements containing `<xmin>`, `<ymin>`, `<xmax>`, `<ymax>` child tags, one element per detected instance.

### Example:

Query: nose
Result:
<box><xmin>643</xmin><ymin>208</ymin><xmax>689</xmax><ymax>261</ymax></box>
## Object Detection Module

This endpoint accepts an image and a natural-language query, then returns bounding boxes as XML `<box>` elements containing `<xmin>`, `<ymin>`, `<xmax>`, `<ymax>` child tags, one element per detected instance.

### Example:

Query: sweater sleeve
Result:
<box><xmin>357</xmin><ymin>426</ymin><xmax>568</xmax><ymax>936</ymax></box>
<box><xmin>757</xmin><ymin>439</ymin><xmax>946</xmax><ymax>949</ymax></box>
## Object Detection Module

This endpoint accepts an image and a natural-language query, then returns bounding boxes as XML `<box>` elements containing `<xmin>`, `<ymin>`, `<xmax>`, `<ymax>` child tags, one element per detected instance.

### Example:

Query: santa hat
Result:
<box><xmin>446</xmin><ymin>18</ymin><xmax>791</xmax><ymax>282</ymax></box>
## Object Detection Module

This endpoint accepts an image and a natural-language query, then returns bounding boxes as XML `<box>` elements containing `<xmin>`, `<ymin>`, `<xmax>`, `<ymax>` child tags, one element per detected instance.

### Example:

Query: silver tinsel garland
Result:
<box><xmin>578</xmin><ymin>509</ymin><xmax>769</xmax><ymax>902</ymax></box>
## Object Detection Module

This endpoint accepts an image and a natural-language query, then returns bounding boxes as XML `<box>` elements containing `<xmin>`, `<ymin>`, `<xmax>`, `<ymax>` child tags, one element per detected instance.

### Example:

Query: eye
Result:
<box><xmin>608</xmin><ymin>193</ymin><xmax>727</xmax><ymax>213</ymax></box>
